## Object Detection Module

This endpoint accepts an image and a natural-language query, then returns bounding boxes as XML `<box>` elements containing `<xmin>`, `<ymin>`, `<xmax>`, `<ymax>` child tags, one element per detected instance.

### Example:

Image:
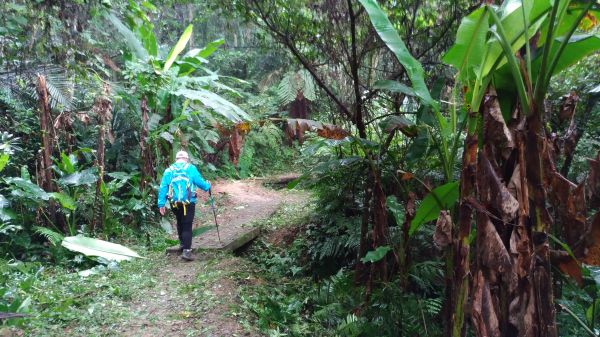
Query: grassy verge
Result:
<box><xmin>1</xmin><ymin>249</ymin><xmax>164</xmax><ymax>336</ymax></box>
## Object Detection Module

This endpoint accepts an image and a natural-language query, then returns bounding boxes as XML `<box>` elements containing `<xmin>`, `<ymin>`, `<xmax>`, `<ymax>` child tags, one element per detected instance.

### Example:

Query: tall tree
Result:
<box><xmin>223</xmin><ymin>0</ymin><xmax>469</xmax><ymax>283</ymax></box>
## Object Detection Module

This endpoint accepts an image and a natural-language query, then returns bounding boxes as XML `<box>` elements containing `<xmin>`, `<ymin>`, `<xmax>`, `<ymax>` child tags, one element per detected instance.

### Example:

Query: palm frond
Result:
<box><xmin>0</xmin><ymin>65</ymin><xmax>74</xmax><ymax>111</ymax></box>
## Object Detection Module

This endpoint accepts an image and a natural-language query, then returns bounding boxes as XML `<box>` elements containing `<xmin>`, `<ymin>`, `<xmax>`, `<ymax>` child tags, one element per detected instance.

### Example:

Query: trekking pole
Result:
<box><xmin>208</xmin><ymin>188</ymin><xmax>222</xmax><ymax>243</ymax></box>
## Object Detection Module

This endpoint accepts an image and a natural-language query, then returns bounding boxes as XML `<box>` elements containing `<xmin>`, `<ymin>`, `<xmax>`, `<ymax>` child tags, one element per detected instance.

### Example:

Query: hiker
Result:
<box><xmin>157</xmin><ymin>150</ymin><xmax>211</xmax><ymax>261</ymax></box>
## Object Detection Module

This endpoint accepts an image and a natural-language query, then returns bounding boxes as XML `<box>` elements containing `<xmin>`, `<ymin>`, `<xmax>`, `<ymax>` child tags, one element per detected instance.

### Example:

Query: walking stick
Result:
<box><xmin>209</xmin><ymin>188</ymin><xmax>221</xmax><ymax>243</ymax></box>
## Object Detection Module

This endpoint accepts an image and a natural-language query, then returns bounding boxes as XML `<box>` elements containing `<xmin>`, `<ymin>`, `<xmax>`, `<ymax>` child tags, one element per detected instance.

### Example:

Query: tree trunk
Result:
<box><xmin>160</xmin><ymin>98</ymin><xmax>173</xmax><ymax>168</ymax></box>
<box><xmin>525</xmin><ymin>108</ymin><xmax>558</xmax><ymax>337</ymax></box>
<box><xmin>140</xmin><ymin>97</ymin><xmax>155</xmax><ymax>191</ymax></box>
<box><xmin>36</xmin><ymin>75</ymin><xmax>55</xmax><ymax>194</ymax></box>
<box><xmin>371</xmin><ymin>168</ymin><xmax>389</xmax><ymax>281</ymax></box>
<box><xmin>399</xmin><ymin>191</ymin><xmax>416</xmax><ymax>287</ymax></box>
<box><xmin>448</xmin><ymin>106</ymin><xmax>479</xmax><ymax>337</ymax></box>
<box><xmin>36</xmin><ymin>75</ymin><xmax>61</xmax><ymax>230</ymax></box>
<box><xmin>91</xmin><ymin>86</ymin><xmax>112</xmax><ymax>232</ymax></box>
<box><xmin>354</xmin><ymin>172</ymin><xmax>372</xmax><ymax>285</ymax></box>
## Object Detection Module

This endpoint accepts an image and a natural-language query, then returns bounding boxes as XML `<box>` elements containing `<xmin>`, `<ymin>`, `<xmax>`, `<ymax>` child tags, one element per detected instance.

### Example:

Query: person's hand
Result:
<box><xmin>159</xmin><ymin>207</ymin><xmax>166</xmax><ymax>216</ymax></box>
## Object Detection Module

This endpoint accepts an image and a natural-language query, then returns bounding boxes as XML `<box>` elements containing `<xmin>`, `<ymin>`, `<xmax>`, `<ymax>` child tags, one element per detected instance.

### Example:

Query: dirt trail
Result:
<box><xmin>190</xmin><ymin>177</ymin><xmax>305</xmax><ymax>249</ymax></box>
<box><xmin>117</xmin><ymin>177</ymin><xmax>307</xmax><ymax>337</ymax></box>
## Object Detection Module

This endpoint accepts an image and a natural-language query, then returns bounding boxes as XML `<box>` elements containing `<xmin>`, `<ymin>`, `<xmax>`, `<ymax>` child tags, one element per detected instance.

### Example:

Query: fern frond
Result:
<box><xmin>33</xmin><ymin>226</ymin><xmax>64</xmax><ymax>246</ymax></box>
<box><xmin>276</xmin><ymin>70</ymin><xmax>317</xmax><ymax>105</ymax></box>
<box><xmin>276</xmin><ymin>72</ymin><xmax>297</xmax><ymax>105</ymax></box>
<box><xmin>300</xmin><ymin>69</ymin><xmax>316</xmax><ymax>101</ymax></box>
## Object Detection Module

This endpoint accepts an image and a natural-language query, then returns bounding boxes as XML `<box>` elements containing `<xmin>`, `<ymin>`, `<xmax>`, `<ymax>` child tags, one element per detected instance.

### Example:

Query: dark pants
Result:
<box><xmin>171</xmin><ymin>202</ymin><xmax>195</xmax><ymax>250</ymax></box>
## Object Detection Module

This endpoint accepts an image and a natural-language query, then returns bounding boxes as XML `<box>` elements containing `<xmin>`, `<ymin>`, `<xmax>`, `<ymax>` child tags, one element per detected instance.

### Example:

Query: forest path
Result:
<box><xmin>116</xmin><ymin>176</ymin><xmax>307</xmax><ymax>337</ymax></box>
<box><xmin>167</xmin><ymin>174</ymin><xmax>303</xmax><ymax>251</ymax></box>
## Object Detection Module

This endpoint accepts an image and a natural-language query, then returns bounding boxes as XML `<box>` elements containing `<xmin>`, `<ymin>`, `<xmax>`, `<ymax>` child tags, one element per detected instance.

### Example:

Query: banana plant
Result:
<box><xmin>106</xmin><ymin>9</ymin><xmax>249</xmax><ymax>123</ymax></box>
<box><xmin>443</xmin><ymin>1</ymin><xmax>600</xmax><ymax>336</ymax></box>
<box><xmin>106</xmin><ymin>5</ymin><xmax>250</xmax><ymax>183</ymax></box>
<box><xmin>360</xmin><ymin>0</ymin><xmax>463</xmax><ymax>185</ymax></box>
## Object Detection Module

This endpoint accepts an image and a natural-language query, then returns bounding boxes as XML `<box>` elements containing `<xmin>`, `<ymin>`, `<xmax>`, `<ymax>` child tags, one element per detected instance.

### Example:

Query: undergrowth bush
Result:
<box><xmin>240</xmin><ymin>193</ymin><xmax>445</xmax><ymax>337</ymax></box>
<box><xmin>238</xmin><ymin>121</ymin><xmax>299</xmax><ymax>177</ymax></box>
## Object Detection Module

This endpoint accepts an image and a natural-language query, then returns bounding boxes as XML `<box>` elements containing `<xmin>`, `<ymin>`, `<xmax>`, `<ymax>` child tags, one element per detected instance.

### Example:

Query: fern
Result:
<box><xmin>408</xmin><ymin>260</ymin><xmax>444</xmax><ymax>294</ymax></box>
<box><xmin>421</xmin><ymin>297</ymin><xmax>443</xmax><ymax>316</ymax></box>
<box><xmin>300</xmin><ymin>69</ymin><xmax>316</xmax><ymax>101</ymax></box>
<box><xmin>276</xmin><ymin>69</ymin><xmax>317</xmax><ymax>105</ymax></box>
<box><xmin>33</xmin><ymin>226</ymin><xmax>64</xmax><ymax>246</ymax></box>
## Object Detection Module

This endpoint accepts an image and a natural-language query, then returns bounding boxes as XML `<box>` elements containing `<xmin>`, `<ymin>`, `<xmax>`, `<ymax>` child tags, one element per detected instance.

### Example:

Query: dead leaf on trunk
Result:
<box><xmin>471</xmin><ymin>270</ymin><xmax>502</xmax><ymax>337</ymax></box>
<box><xmin>508</xmin><ymin>278</ymin><xmax>536</xmax><ymax>337</ymax></box>
<box><xmin>484</xmin><ymin>88</ymin><xmax>514</xmax><ymax>159</ymax></box>
<box><xmin>478</xmin><ymin>212</ymin><xmax>512</xmax><ymax>274</ymax></box>
<box><xmin>228</xmin><ymin>125</ymin><xmax>245</xmax><ymax>166</ymax></box>
<box><xmin>433</xmin><ymin>210</ymin><xmax>452</xmax><ymax>250</ymax></box>
<box><xmin>559</xmin><ymin>91</ymin><xmax>579</xmax><ymax>123</ymax></box>
<box><xmin>74</xmin><ymin>111</ymin><xmax>90</xmax><ymax>125</ymax></box>
<box><xmin>235</xmin><ymin>121</ymin><xmax>251</xmax><ymax>135</ymax></box>
<box><xmin>317</xmin><ymin>124</ymin><xmax>350</xmax><ymax>140</ymax></box>
<box><xmin>589</xmin><ymin>151</ymin><xmax>600</xmax><ymax>209</ymax></box>
<box><xmin>582</xmin><ymin>213</ymin><xmax>600</xmax><ymax>266</ymax></box>
<box><xmin>509</xmin><ymin>219</ymin><xmax>532</xmax><ymax>280</ymax></box>
<box><xmin>478</xmin><ymin>153</ymin><xmax>519</xmax><ymax>221</ymax></box>
<box><xmin>507</xmin><ymin>166</ymin><xmax>521</xmax><ymax>200</ymax></box>
<box><xmin>546</xmin><ymin>164</ymin><xmax>588</xmax><ymax>255</ymax></box>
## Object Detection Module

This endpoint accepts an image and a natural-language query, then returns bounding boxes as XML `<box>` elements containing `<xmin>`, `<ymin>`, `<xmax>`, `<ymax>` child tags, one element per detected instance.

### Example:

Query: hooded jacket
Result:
<box><xmin>157</xmin><ymin>161</ymin><xmax>211</xmax><ymax>208</ymax></box>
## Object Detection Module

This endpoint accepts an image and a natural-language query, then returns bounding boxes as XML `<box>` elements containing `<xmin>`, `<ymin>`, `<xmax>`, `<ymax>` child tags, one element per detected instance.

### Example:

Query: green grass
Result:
<box><xmin>1</xmin><ymin>248</ymin><xmax>164</xmax><ymax>336</ymax></box>
<box><xmin>1</xmin><ymin>190</ymin><xmax>317</xmax><ymax>336</ymax></box>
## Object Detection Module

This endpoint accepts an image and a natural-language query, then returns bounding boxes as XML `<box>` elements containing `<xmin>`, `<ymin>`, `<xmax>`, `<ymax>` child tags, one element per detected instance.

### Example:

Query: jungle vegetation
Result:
<box><xmin>1</xmin><ymin>0</ymin><xmax>599</xmax><ymax>336</ymax></box>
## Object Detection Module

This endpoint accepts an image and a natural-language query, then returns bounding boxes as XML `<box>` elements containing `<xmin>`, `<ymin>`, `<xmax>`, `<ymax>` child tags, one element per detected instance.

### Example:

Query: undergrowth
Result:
<box><xmin>238</xmin><ymin>194</ymin><xmax>445</xmax><ymax>337</ymax></box>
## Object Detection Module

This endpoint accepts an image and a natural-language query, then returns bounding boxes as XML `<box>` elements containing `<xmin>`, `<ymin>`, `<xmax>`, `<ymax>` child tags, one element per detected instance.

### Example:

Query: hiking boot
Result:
<box><xmin>181</xmin><ymin>249</ymin><xmax>195</xmax><ymax>261</ymax></box>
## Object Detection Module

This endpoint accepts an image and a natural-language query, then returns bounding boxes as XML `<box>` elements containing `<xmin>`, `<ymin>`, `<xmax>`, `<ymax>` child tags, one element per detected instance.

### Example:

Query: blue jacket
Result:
<box><xmin>157</xmin><ymin>161</ymin><xmax>211</xmax><ymax>207</ymax></box>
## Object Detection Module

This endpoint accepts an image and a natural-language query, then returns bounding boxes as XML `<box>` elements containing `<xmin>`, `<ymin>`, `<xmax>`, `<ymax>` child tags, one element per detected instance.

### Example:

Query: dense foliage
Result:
<box><xmin>1</xmin><ymin>0</ymin><xmax>599</xmax><ymax>336</ymax></box>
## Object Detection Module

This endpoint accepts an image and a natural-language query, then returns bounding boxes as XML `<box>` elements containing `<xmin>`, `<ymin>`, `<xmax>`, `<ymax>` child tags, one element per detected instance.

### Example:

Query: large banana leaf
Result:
<box><xmin>105</xmin><ymin>13</ymin><xmax>149</xmax><ymax>61</ymax></box>
<box><xmin>0</xmin><ymin>194</ymin><xmax>7</xmax><ymax>209</ymax></box>
<box><xmin>373</xmin><ymin>80</ymin><xmax>416</xmax><ymax>97</ymax></box>
<box><xmin>410</xmin><ymin>181</ymin><xmax>459</xmax><ymax>236</ymax></box>
<box><xmin>164</xmin><ymin>24</ymin><xmax>194</xmax><ymax>72</ymax></box>
<box><xmin>358</xmin><ymin>0</ymin><xmax>435</xmax><ymax>109</ymax></box>
<box><xmin>442</xmin><ymin>7</ymin><xmax>490</xmax><ymax>84</ymax></box>
<box><xmin>0</xmin><ymin>154</ymin><xmax>8</xmax><ymax>173</ymax></box>
<box><xmin>50</xmin><ymin>192</ymin><xmax>76</xmax><ymax>211</ymax></box>
<box><xmin>480</xmin><ymin>0</ymin><xmax>551</xmax><ymax>77</ymax></box>
<box><xmin>173</xmin><ymin>88</ymin><xmax>251</xmax><ymax>122</ymax></box>
<box><xmin>4</xmin><ymin>177</ymin><xmax>50</xmax><ymax>201</ymax></box>
<box><xmin>62</xmin><ymin>236</ymin><xmax>143</xmax><ymax>262</ymax></box>
<box><xmin>139</xmin><ymin>24</ymin><xmax>158</xmax><ymax>58</ymax></box>
<box><xmin>184</xmin><ymin>39</ymin><xmax>225</xmax><ymax>59</ymax></box>
<box><xmin>537</xmin><ymin>34</ymin><xmax>600</xmax><ymax>77</ymax></box>
<box><xmin>58</xmin><ymin>168</ymin><xmax>97</xmax><ymax>186</ymax></box>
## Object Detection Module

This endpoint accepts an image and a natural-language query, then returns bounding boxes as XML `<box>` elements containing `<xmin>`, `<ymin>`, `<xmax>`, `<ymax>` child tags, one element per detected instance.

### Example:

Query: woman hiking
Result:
<box><xmin>157</xmin><ymin>150</ymin><xmax>211</xmax><ymax>261</ymax></box>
